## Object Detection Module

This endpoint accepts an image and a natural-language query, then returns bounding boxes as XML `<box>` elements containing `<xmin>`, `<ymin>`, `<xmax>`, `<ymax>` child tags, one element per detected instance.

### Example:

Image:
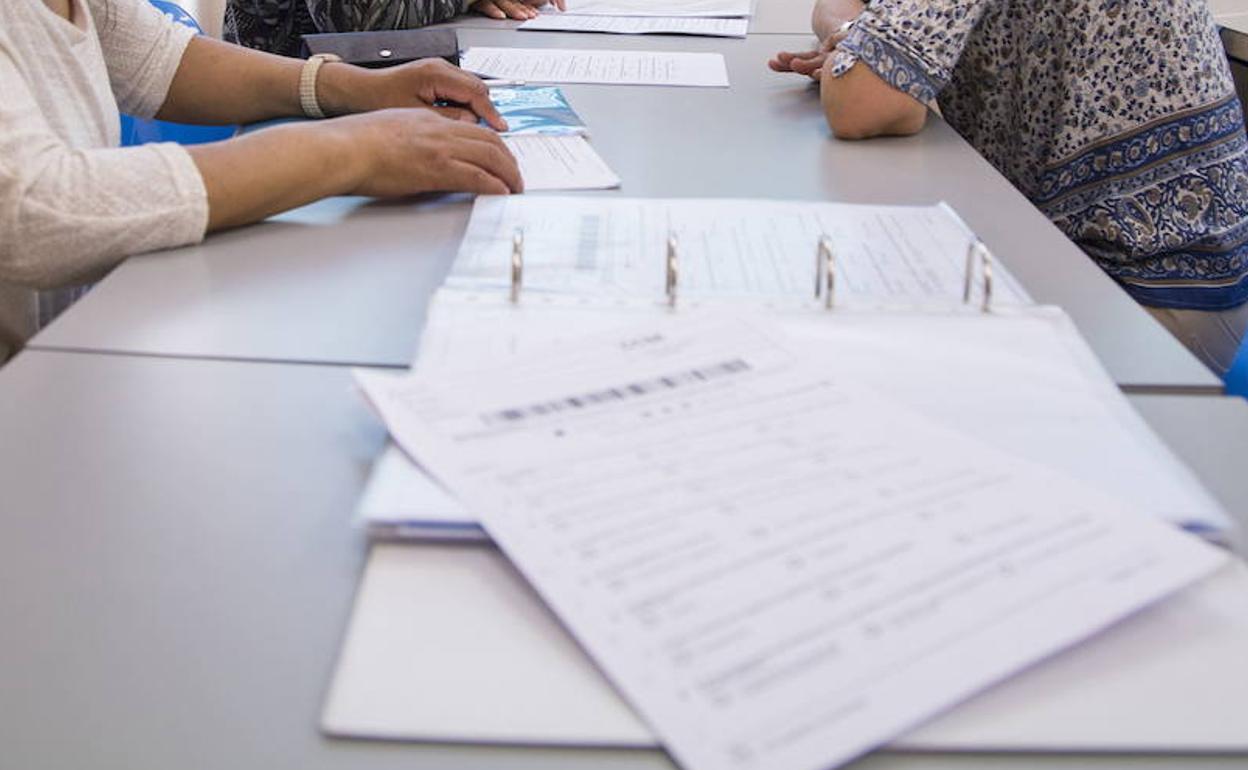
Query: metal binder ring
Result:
<box><xmin>510</xmin><ymin>228</ymin><xmax>524</xmax><ymax>304</ymax></box>
<box><xmin>817</xmin><ymin>235</ymin><xmax>836</xmax><ymax>310</ymax></box>
<box><xmin>666</xmin><ymin>232</ymin><xmax>679</xmax><ymax>308</ymax></box>
<box><xmin>962</xmin><ymin>239</ymin><xmax>994</xmax><ymax>313</ymax></box>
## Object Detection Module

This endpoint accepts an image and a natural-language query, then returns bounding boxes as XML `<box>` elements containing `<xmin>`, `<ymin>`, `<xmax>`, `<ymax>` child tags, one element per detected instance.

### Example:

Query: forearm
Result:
<box><xmin>157</xmin><ymin>36</ymin><xmax>303</xmax><ymax>124</ymax></box>
<box><xmin>811</xmin><ymin>0</ymin><xmax>865</xmax><ymax>41</ymax></box>
<box><xmin>187</xmin><ymin>121</ymin><xmax>364</xmax><ymax>232</ymax></box>
<box><xmin>157</xmin><ymin>36</ymin><xmax>396</xmax><ymax>125</ymax></box>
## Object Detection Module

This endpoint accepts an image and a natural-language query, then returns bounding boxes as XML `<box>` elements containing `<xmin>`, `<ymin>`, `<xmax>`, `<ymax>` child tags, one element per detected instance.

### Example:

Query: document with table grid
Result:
<box><xmin>462</xmin><ymin>47</ymin><xmax>730</xmax><ymax>87</ymax></box>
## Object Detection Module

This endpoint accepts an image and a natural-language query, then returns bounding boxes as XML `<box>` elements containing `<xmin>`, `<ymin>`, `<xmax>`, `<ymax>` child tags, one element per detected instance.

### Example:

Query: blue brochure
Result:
<box><xmin>489</xmin><ymin>86</ymin><xmax>589</xmax><ymax>136</ymax></box>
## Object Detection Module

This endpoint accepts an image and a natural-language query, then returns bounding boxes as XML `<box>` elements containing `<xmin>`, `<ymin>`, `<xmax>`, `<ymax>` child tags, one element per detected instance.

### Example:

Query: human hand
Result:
<box><xmin>470</xmin><ymin>0</ymin><xmax>565</xmax><ymax>20</ymax></box>
<box><xmin>333</xmin><ymin>108</ymin><xmax>523</xmax><ymax>196</ymax></box>
<box><xmin>768</xmin><ymin>35</ymin><xmax>840</xmax><ymax>81</ymax></box>
<box><xmin>320</xmin><ymin>59</ymin><xmax>508</xmax><ymax>131</ymax></box>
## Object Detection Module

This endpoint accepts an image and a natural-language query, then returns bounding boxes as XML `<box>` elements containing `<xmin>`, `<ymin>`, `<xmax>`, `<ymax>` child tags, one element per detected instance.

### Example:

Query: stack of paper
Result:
<box><xmin>357</xmin><ymin>197</ymin><xmax>1232</xmax><ymax>545</ymax></box>
<box><xmin>353</xmin><ymin>315</ymin><xmax>1226</xmax><ymax>770</ymax></box>
<box><xmin>358</xmin><ymin>309</ymin><xmax>1233</xmax><ymax>544</ymax></box>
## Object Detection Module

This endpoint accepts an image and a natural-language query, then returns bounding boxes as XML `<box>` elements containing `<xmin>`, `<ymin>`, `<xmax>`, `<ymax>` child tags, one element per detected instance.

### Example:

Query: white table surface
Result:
<box><xmin>27</xmin><ymin>30</ymin><xmax>1219</xmax><ymax>391</ymax></box>
<box><xmin>0</xmin><ymin>348</ymin><xmax>1243</xmax><ymax>770</ymax></box>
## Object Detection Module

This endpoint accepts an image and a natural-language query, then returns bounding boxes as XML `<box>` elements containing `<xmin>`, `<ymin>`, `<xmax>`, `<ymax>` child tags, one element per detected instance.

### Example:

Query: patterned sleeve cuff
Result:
<box><xmin>829</xmin><ymin>25</ymin><xmax>943</xmax><ymax>111</ymax></box>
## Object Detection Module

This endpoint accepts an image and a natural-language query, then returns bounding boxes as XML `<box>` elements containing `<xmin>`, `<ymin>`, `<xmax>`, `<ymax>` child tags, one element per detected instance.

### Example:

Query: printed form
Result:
<box><xmin>461</xmin><ymin>47</ymin><xmax>730</xmax><ymax>87</ymax></box>
<box><xmin>357</xmin><ymin>317</ymin><xmax>1225</xmax><ymax>770</ymax></box>
<box><xmin>521</xmin><ymin>15</ymin><xmax>749</xmax><ymax>37</ymax></box>
<box><xmin>504</xmin><ymin>134</ymin><xmax>621</xmax><ymax>190</ymax></box>
<box><xmin>451</xmin><ymin>195</ymin><xmax>1028</xmax><ymax>306</ymax></box>
<box><xmin>374</xmin><ymin>307</ymin><xmax>1233</xmax><ymax>540</ymax></box>
<box><xmin>555</xmin><ymin>0</ymin><xmax>752</xmax><ymax>16</ymax></box>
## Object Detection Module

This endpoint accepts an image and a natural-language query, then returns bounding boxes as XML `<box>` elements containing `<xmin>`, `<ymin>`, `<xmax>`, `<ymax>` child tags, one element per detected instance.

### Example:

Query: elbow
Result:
<box><xmin>826</xmin><ymin>106</ymin><xmax>926</xmax><ymax>141</ymax></box>
<box><xmin>820</xmin><ymin>63</ymin><xmax>928</xmax><ymax>141</ymax></box>
<box><xmin>826</xmin><ymin>110</ymin><xmax>881</xmax><ymax>141</ymax></box>
<box><xmin>0</xmin><ymin>218</ymin><xmax>53</xmax><ymax>289</ymax></box>
<box><xmin>0</xmin><ymin>202</ymin><xmax>115</xmax><ymax>290</ymax></box>
<box><xmin>0</xmin><ymin>238</ymin><xmax>70</xmax><ymax>290</ymax></box>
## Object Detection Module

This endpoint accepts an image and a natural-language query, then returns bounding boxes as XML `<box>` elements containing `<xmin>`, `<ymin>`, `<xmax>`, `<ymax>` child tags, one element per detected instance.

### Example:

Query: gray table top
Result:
<box><xmin>0</xmin><ymin>349</ymin><xmax>1243</xmax><ymax>770</ymax></box>
<box><xmin>27</xmin><ymin>30</ymin><xmax>1219</xmax><ymax>391</ymax></box>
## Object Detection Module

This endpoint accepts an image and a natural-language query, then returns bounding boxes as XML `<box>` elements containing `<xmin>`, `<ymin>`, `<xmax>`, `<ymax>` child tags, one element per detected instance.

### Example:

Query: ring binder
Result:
<box><xmin>511</xmin><ymin>228</ymin><xmax>524</xmax><ymax>304</ymax></box>
<box><xmin>963</xmin><ymin>239</ymin><xmax>994</xmax><ymax>313</ymax></box>
<box><xmin>666</xmin><ymin>232</ymin><xmax>679</xmax><ymax>308</ymax></box>
<box><xmin>817</xmin><ymin>235</ymin><xmax>835</xmax><ymax>310</ymax></box>
<box><xmin>483</xmin><ymin>208</ymin><xmax>1011</xmax><ymax>314</ymax></box>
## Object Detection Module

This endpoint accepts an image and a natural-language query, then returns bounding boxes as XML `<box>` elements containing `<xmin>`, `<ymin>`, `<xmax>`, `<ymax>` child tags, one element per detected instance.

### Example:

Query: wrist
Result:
<box><xmin>301</xmin><ymin>119</ymin><xmax>373</xmax><ymax>195</ymax></box>
<box><xmin>315</xmin><ymin>62</ymin><xmax>375</xmax><ymax>117</ymax></box>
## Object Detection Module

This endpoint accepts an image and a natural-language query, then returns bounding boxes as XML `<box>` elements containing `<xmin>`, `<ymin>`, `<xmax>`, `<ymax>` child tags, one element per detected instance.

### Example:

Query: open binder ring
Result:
<box><xmin>510</xmin><ymin>228</ymin><xmax>524</xmax><ymax>304</ymax></box>
<box><xmin>962</xmin><ymin>239</ymin><xmax>994</xmax><ymax>313</ymax></box>
<box><xmin>816</xmin><ymin>235</ymin><xmax>836</xmax><ymax>310</ymax></box>
<box><xmin>666</xmin><ymin>232</ymin><xmax>679</xmax><ymax>308</ymax></box>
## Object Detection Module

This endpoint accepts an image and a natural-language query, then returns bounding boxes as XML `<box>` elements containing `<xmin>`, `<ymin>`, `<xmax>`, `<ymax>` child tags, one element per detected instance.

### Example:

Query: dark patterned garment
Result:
<box><xmin>830</xmin><ymin>0</ymin><xmax>1248</xmax><ymax>310</ymax></box>
<box><xmin>225</xmin><ymin>0</ymin><xmax>471</xmax><ymax>57</ymax></box>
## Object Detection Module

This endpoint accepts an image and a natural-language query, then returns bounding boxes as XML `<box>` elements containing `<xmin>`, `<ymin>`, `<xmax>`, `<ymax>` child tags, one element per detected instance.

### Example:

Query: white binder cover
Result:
<box><xmin>323</xmin><ymin>543</ymin><xmax>1248</xmax><ymax>752</ymax></box>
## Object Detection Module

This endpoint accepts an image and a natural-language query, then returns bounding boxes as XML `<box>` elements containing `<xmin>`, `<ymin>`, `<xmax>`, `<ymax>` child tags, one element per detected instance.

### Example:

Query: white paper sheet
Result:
<box><xmin>322</xmin><ymin>545</ymin><xmax>1248</xmax><ymax>752</ymax></box>
<box><xmin>451</xmin><ymin>196</ymin><xmax>1029</xmax><ymax>306</ymax></box>
<box><xmin>363</xmin><ymin>306</ymin><xmax>1232</xmax><ymax>541</ymax></box>
<box><xmin>461</xmin><ymin>47</ymin><xmax>730</xmax><ymax>87</ymax></box>
<box><xmin>504</xmin><ymin>134</ymin><xmax>622</xmax><ymax>191</ymax></box>
<box><xmin>520</xmin><ymin>14</ymin><xmax>749</xmax><ymax>37</ymax></box>
<box><xmin>356</xmin><ymin>316</ymin><xmax>1225</xmax><ymax>770</ymax></box>
<box><xmin>355</xmin><ymin>444</ymin><xmax>481</xmax><ymax>540</ymax></box>
<box><xmin>555</xmin><ymin>0</ymin><xmax>752</xmax><ymax>17</ymax></box>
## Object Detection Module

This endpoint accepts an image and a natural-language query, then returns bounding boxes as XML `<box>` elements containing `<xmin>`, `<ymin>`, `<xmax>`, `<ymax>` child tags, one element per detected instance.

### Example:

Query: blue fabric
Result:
<box><xmin>119</xmin><ymin>2</ymin><xmax>238</xmax><ymax>147</ymax></box>
<box><xmin>1038</xmin><ymin>97</ymin><xmax>1248</xmax><ymax>311</ymax></box>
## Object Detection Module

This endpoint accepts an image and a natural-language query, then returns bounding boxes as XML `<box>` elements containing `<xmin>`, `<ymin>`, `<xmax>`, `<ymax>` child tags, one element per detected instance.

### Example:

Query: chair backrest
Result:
<box><xmin>159</xmin><ymin>0</ymin><xmax>227</xmax><ymax>38</ymax></box>
<box><xmin>1224</xmin><ymin>336</ymin><xmax>1248</xmax><ymax>397</ymax></box>
<box><xmin>119</xmin><ymin>1</ymin><xmax>237</xmax><ymax>147</ymax></box>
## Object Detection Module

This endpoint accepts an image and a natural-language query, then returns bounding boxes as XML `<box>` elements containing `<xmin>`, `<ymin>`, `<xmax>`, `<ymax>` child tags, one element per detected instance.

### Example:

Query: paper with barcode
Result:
<box><xmin>356</xmin><ymin>315</ymin><xmax>1225</xmax><ymax>770</ymax></box>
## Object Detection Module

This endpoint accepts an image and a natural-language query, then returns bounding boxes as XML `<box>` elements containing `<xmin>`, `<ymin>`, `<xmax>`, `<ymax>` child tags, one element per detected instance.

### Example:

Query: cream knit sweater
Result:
<box><xmin>0</xmin><ymin>0</ymin><xmax>209</xmax><ymax>362</ymax></box>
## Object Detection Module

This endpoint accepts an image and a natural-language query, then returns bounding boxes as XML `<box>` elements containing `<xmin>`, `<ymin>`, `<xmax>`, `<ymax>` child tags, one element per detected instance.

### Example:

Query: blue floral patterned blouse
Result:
<box><xmin>830</xmin><ymin>0</ymin><xmax>1248</xmax><ymax>310</ymax></box>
